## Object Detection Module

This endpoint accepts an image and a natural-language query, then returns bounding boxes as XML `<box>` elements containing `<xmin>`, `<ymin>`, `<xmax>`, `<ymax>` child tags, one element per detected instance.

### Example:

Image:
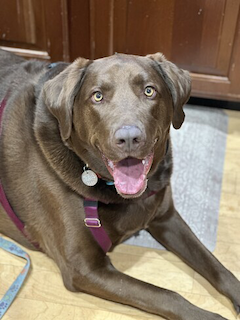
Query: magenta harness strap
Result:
<box><xmin>84</xmin><ymin>199</ymin><xmax>112</xmax><ymax>253</ymax></box>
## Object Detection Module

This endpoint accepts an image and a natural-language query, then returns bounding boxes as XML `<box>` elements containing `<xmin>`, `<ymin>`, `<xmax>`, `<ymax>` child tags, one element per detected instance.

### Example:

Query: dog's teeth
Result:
<box><xmin>142</xmin><ymin>160</ymin><xmax>145</xmax><ymax>165</ymax></box>
<box><xmin>108</xmin><ymin>160</ymin><xmax>114</xmax><ymax>170</ymax></box>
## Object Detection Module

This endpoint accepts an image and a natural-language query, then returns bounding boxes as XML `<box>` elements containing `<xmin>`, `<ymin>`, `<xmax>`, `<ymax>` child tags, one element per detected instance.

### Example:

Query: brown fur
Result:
<box><xmin>0</xmin><ymin>49</ymin><xmax>239</xmax><ymax>320</ymax></box>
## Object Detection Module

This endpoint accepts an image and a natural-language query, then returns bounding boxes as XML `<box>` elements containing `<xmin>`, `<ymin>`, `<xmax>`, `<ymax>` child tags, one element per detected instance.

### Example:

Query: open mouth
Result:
<box><xmin>102</xmin><ymin>153</ymin><xmax>154</xmax><ymax>197</ymax></box>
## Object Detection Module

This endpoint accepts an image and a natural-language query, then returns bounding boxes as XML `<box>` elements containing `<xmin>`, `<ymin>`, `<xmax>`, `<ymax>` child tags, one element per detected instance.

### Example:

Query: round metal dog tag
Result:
<box><xmin>81</xmin><ymin>169</ymin><xmax>98</xmax><ymax>187</ymax></box>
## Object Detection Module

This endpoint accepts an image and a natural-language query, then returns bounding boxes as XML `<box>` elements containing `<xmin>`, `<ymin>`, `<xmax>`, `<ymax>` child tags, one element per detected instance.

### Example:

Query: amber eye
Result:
<box><xmin>93</xmin><ymin>91</ymin><xmax>103</xmax><ymax>102</ymax></box>
<box><xmin>144</xmin><ymin>86</ymin><xmax>155</xmax><ymax>97</ymax></box>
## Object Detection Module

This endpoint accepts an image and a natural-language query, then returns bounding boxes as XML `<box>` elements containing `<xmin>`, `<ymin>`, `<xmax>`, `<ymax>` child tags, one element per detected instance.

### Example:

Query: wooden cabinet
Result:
<box><xmin>0</xmin><ymin>0</ymin><xmax>69</xmax><ymax>60</ymax></box>
<box><xmin>1</xmin><ymin>0</ymin><xmax>240</xmax><ymax>101</ymax></box>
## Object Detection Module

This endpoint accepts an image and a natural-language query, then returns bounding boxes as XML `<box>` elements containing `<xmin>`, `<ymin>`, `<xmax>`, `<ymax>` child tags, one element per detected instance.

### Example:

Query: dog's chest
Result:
<box><xmin>99</xmin><ymin>197</ymin><xmax>160</xmax><ymax>245</ymax></box>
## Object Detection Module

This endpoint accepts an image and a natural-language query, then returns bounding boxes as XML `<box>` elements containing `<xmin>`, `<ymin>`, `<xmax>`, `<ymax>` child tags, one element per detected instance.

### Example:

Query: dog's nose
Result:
<box><xmin>114</xmin><ymin>125</ymin><xmax>144</xmax><ymax>152</ymax></box>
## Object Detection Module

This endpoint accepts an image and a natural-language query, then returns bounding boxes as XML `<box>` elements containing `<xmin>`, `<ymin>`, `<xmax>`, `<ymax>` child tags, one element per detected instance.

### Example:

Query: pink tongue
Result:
<box><xmin>112</xmin><ymin>158</ymin><xmax>145</xmax><ymax>195</ymax></box>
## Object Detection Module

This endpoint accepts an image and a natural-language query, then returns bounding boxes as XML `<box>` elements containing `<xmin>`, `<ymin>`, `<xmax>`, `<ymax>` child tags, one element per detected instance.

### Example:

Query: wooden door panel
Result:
<box><xmin>0</xmin><ymin>0</ymin><xmax>39</xmax><ymax>45</ymax></box>
<box><xmin>111</xmin><ymin>0</ymin><xmax>239</xmax><ymax>77</ymax></box>
<box><xmin>172</xmin><ymin>0</ymin><xmax>239</xmax><ymax>76</ymax></box>
<box><xmin>0</xmin><ymin>0</ymin><xmax>68</xmax><ymax>61</ymax></box>
<box><xmin>68</xmin><ymin>0</ymin><xmax>91</xmax><ymax>60</ymax></box>
<box><xmin>125</xmin><ymin>0</ymin><xmax>175</xmax><ymax>58</ymax></box>
<box><xmin>216</xmin><ymin>0</ymin><xmax>240</xmax><ymax>74</ymax></box>
<box><xmin>171</xmin><ymin>0</ymin><xmax>225</xmax><ymax>74</ymax></box>
<box><xmin>90</xmin><ymin>0</ymin><xmax>114</xmax><ymax>58</ymax></box>
<box><xmin>0</xmin><ymin>0</ymin><xmax>49</xmax><ymax>59</ymax></box>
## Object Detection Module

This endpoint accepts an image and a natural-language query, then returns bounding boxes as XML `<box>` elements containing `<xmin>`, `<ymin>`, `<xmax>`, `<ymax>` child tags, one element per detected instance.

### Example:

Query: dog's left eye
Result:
<box><xmin>144</xmin><ymin>86</ymin><xmax>156</xmax><ymax>98</ymax></box>
<box><xmin>93</xmin><ymin>91</ymin><xmax>103</xmax><ymax>102</ymax></box>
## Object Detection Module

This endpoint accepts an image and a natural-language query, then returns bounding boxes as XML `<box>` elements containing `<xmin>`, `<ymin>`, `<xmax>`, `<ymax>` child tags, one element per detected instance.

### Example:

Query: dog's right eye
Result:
<box><xmin>93</xmin><ymin>92</ymin><xmax>103</xmax><ymax>102</ymax></box>
<box><xmin>144</xmin><ymin>86</ymin><xmax>156</xmax><ymax>98</ymax></box>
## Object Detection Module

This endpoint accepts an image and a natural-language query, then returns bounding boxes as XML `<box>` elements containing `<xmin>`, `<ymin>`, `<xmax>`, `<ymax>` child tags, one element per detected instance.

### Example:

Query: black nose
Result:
<box><xmin>114</xmin><ymin>125</ymin><xmax>144</xmax><ymax>152</ymax></box>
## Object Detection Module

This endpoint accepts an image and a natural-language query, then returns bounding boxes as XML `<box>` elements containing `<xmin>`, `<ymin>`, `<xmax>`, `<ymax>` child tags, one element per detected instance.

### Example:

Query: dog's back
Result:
<box><xmin>0</xmin><ymin>49</ymin><xmax>25</xmax><ymax>68</ymax></box>
<box><xmin>0</xmin><ymin>49</ymin><xmax>47</xmax><ymax>101</ymax></box>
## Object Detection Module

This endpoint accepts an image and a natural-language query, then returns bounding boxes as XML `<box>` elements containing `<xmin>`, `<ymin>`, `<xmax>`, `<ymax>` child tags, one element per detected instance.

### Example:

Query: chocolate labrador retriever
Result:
<box><xmin>0</xmin><ymin>48</ymin><xmax>239</xmax><ymax>320</ymax></box>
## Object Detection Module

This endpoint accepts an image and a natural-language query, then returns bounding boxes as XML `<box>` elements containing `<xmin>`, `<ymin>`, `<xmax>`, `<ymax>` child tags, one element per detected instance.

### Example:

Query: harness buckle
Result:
<box><xmin>84</xmin><ymin>218</ymin><xmax>101</xmax><ymax>228</ymax></box>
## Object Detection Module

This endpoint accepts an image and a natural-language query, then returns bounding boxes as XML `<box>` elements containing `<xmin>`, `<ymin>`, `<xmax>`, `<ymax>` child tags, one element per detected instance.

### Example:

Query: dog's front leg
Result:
<box><xmin>58</xmin><ymin>245</ymin><xmax>227</xmax><ymax>320</ymax></box>
<box><xmin>147</xmin><ymin>199</ymin><xmax>240</xmax><ymax>315</ymax></box>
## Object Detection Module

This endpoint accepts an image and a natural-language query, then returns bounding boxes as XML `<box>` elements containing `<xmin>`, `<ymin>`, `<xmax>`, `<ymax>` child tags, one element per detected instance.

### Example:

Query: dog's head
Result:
<box><xmin>43</xmin><ymin>53</ymin><xmax>191</xmax><ymax>198</ymax></box>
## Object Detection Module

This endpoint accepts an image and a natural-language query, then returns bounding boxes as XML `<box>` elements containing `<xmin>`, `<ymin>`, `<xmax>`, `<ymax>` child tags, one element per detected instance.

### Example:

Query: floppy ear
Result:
<box><xmin>43</xmin><ymin>58</ymin><xmax>91</xmax><ymax>141</ymax></box>
<box><xmin>147</xmin><ymin>53</ymin><xmax>191</xmax><ymax>129</ymax></box>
